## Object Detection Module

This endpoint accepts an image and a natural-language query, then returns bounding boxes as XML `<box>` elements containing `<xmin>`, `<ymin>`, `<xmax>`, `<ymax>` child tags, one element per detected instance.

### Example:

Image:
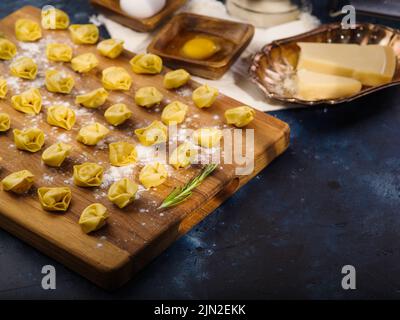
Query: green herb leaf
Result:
<box><xmin>158</xmin><ymin>163</ymin><xmax>218</xmax><ymax>209</ymax></box>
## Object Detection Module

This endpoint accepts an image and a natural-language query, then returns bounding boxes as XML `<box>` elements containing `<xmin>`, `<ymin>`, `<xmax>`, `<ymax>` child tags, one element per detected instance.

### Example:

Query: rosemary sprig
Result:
<box><xmin>158</xmin><ymin>163</ymin><xmax>218</xmax><ymax>209</ymax></box>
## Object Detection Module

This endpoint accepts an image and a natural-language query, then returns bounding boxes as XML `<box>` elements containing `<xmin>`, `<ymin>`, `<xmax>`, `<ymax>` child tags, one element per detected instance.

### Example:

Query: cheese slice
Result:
<box><xmin>297</xmin><ymin>43</ymin><xmax>396</xmax><ymax>86</ymax></box>
<box><xmin>296</xmin><ymin>69</ymin><xmax>362</xmax><ymax>101</ymax></box>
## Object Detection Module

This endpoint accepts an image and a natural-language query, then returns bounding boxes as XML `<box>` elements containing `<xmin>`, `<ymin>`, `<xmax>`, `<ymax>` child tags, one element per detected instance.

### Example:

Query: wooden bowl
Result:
<box><xmin>147</xmin><ymin>13</ymin><xmax>255</xmax><ymax>79</ymax></box>
<box><xmin>90</xmin><ymin>0</ymin><xmax>187</xmax><ymax>32</ymax></box>
<box><xmin>249</xmin><ymin>23</ymin><xmax>400</xmax><ymax>105</ymax></box>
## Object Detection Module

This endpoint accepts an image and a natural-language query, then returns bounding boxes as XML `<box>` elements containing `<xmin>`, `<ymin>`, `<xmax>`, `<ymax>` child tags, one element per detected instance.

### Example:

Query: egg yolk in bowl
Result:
<box><xmin>181</xmin><ymin>37</ymin><xmax>220</xmax><ymax>60</ymax></box>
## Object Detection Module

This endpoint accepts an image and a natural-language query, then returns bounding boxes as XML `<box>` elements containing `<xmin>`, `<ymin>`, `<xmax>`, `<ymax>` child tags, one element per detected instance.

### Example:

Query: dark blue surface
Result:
<box><xmin>0</xmin><ymin>0</ymin><xmax>400</xmax><ymax>299</ymax></box>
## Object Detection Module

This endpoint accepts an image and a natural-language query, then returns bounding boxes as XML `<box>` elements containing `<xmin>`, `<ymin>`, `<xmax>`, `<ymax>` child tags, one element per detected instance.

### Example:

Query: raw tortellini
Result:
<box><xmin>97</xmin><ymin>39</ymin><xmax>124</xmax><ymax>59</ymax></box>
<box><xmin>41</xmin><ymin>7</ymin><xmax>70</xmax><ymax>30</ymax></box>
<box><xmin>108</xmin><ymin>178</ymin><xmax>138</xmax><ymax>208</ymax></box>
<box><xmin>104</xmin><ymin>103</ymin><xmax>132</xmax><ymax>126</ymax></box>
<box><xmin>224</xmin><ymin>106</ymin><xmax>255</xmax><ymax>127</ymax></box>
<box><xmin>1</xmin><ymin>170</ymin><xmax>34</xmax><ymax>194</ymax></box>
<box><xmin>46</xmin><ymin>105</ymin><xmax>76</xmax><ymax>130</ymax></box>
<box><xmin>71</xmin><ymin>53</ymin><xmax>99</xmax><ymax>73</ymax></box>
<box><xmin>46</xmin><ymin>43</ymin><xmax>73</xmax><ymax>62</ymax></box>
<box><xmin>75</xmin><ymin>88</ymin><xmax>108</xmax><ymax>108</ymax></box>
<box><xmin>109</xmin><ymin>142</ymin><xmax>137</xmax><ymax>166</ymax></box>
<box><xmin>169</xmin><ymin>142</ymin><xmax>198</xmax><ymax>169</ymax></box>
<box><xmin>0</xmin><ymin>113</ymin><xmax>10</xmax><ymax>132</ymax></box>
<box><xmin>77</xmin><ymin>122</ymin><xmax>109</xmax><ymax>146</ymax></box>
<box><xmin>11</xmin><ymin>88</ymin><xmax>42</xmax><ymax>115</ymax></box>
<box><xmin>37</xmin><ymin>187</ymin><xmax>72</xmax><ymax>212</ymax></box>
<box><xmin>79</xmin><ymin>203</ymin><xmax>108</xmax><ymax>234</ymax></box>
<box><xmin>42</xmin><ymin>142</ymin><xmax>72</xmax><ymax>167</ymax></box>
<box><xmin>13</xmin><ymin>127</ymin><xmax>45</xmax><ymax>153</ymax></box>
<box><xmin>73</xmin><ymin>162</ymin><xmax>104</xmax><ymax>187</ymax></box>
<box><xmin>101</xmin><ymin>66</ymin><xmax>132</xmax><ymax>91</ymax></box>
<box><xmin>139</xmin><ymin>162</ymin><xmax>168</xmax><ymax>189</ymax></box>
<box><xmin>0</xmin><ymin>78</ymin><xmax>7</xmax><ymax>99</ymax></box>
<box><xmin>192</xmin><ymin>128</ymin><xmax>223</xmax><ymax>148</ymax></box>
<box><xmin>45</xmin><ymin>70</ymin><xmax>75</xmax><ymax>94</ymax></box>
<box><xmin>161</xmin><ymin>101</ymin><xmax>188</xmax><ymax>125</ymax></box>
<box><xmin>0</xmin><ymin>38</ymin><xmax>17</xmax><ymax>60</ymax></box>
<box><xmin>192</xmin><ymin>84</ymin><xmax>218</xmax><ymax>108</ymax></box>
<box><xmin>163</xmin><ymin>69</ymin><xmax>190</xmax><ymax>89</ymax></box>
<box><xmin>10</xmin><ymin>57</ymin><xmax>38</xmax><ymax>80</ymax></box>
<box><xmin>130</xmin><ymin>53</ymin><xmax>163</xmax><ymax>74</ymax></box>
<box><xmin>135</xmin><ymin>86</ymin><xmax>163</xmax><ymax>108</ymax></box>
<box><xmin>69</xmin><ymin>24</ymin><xmax>99</xmax><ymax>44</ymax></box>
<box><xmin>15</xmin><ymin>19</ymin><xmax>42</xmax><ymax>42</ymax></box>
<box><xmin>135</xmin><ymin>120</ymin><xmax>167</xmax><ymax>146</ymax></box>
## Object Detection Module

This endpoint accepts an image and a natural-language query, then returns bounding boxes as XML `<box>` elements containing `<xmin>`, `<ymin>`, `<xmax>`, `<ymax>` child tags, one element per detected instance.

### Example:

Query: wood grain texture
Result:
<box><xmin>0</xmin><ymin>6</ymin><xmax>289</xmax><ymax>290</ymax></box>
<box><xmin>90</xmin><ymin>0</ymin><xmax>187</xmax><ymax>32</ymax></box>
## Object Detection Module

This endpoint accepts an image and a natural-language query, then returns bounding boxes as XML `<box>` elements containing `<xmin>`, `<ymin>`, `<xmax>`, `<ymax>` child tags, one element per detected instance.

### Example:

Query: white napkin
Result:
<box><xmin>92</xmin><ymin>0</ymin><xmax>320</xmax><ymax>111</ymax></box>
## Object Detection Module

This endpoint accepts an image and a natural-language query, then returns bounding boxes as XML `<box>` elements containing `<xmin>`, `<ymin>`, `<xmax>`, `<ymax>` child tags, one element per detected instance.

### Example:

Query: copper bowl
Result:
<box><xmin>249</xmin><ymin>23</ymin><xmax>400</xmax><ymax>105</ymax></box>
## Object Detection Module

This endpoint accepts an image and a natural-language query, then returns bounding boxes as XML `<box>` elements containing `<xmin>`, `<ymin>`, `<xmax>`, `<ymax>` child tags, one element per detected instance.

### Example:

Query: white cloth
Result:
<box><xmin>94</xmin><ymin>0</ymin><xmax>320</xmax><ymax>111</ymax></box>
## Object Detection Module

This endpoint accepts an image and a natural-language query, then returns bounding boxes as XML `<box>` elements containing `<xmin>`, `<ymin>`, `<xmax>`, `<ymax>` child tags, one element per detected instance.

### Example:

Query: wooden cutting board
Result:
<box><xmin>0</xmin><ymin>6</ymin><xmax>289</xmax><ymax>289</ymax></box>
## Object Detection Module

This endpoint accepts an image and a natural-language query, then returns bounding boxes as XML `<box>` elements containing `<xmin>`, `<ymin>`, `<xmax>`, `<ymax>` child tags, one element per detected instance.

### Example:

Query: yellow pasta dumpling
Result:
<box><xmin>0</xmin><ymin>78</ymin><xmax>7</xmax><ymax>99</ymax></box>
<box><xmin>42</xmin><ymin>142</ymin><xmax>72</xmax><ymax>167</ymax></box>
<box><xmin>41</xmin><ymin>7</ymin><xmax>70</xmax><ymax>30</ymax></box>
<box><xmin>79</xmin><ymin>203</ymin><xmax>108</xmax><ymax>234</ymax></box>
<box><xmin>13</xmin><ymin>128</ymin><xmax>45</xmax><ymax>153</ymax></box>
<box><xmin>69</xmin><ymin>24</ymin><xmax>99</xmax><ymax>44</ymax></box>
<box><xmin>135</xmin><ymin>86</ymin><xmax>163</xmax><ymax>108</ymax></box>
<box><xmin>107</xmin><ymin>178</ymin><xmax>138</xmax><ymax>208</ymax></box>
<box><xmin>109</xmin><ymin>142</ymin><xmax>137</xmax><ymax>167</ymax></box>
<box><xmin>46</xmin><ymin>105</ymin><xmax>76</xmax><ymax>130</ymax></box>
<box><xmin>75</xmin><ymin>88</ymin><xmax>108</xmax><ymax>108</ymax></box>
<box><xmin>192</xmin><ymin>84</ymin><xmax>218</xmax><ymax>108</ymax></box>
<box><xmin>97</xmin><ymin>39</ymin><xmax>124</xmax><ymax>59</ymax></box>
<box><xmin>163</xmin><ymin>69</ymin><xmax>190</xmax><ymax>89</ymax></box>
<box><xmin>139</xmin><ymin>162</ymin><xmax>168</xmax><ymax>189</ymax></box>
<box><xmin>37</xmin><ymin>187</ymin><xmax>72</xmax><ymax>212</ymax></box>
<box><xmin>45</xmin><ymin>70</ymin><xmax>75</xmax><ymax>94</ymax></box>
<box><xmin>15</xmin><ymin>19</ymin><xmax>42</xmax><ymax>42</ymax></box>
<box><xmin>224</xmin><ymin>106</ymin><xmax>255</xmax><ymax>127</ymax></box>
<box><xmin>73</xmin><ymin>162</ymin><xmax>104</xmax><ymax>187</ymax></box>
<box><xmin>161</xmin><ymin>101</ymin><xmax>188</xmax><ymax>125</ymax></box>
<box><xmin>104</xmin><ymin>103</ymin><xmax>132</xmax><ymax>126</ymax></box>
<box><xmin>129</xmin><ymin>53</ymin><xmax>163</xmax><ymax>74</ymax></box>
<box><xmin>192</xmin><ymin>128</ymin><xmax>223</xmax><ymax>148</ymax></box>
<box><xmin>71</xmin><ymin>53</ymin><xmax>99</xmax><ymax>73</ymax></box>
<box><xmin>135</xmin><ymin>120</ymin><xmax>167</xmax><ymax>146</ymax></box>
<box><xmin>101</xmin><ymin>66</ymin><xmax>132</xmax><ymax>91</ymax></box>
<box><xmin>0</xmin><ymin>113</ymin><xmax>10</xmax><ymax>132</ymax></box>
<box><xmin>77</xmin><ymin>122</ymin><xmax>109</xmax><ymax>146</ymax></box>
<box><xmin>1</xmin><ymin>170</ymin><xmax>34</xmax><ymax>194</ymax></box>
<box><xmin>10</xmin><ymin>57</ymin><xmax>38</xmax><ymax>80</ymax></box>
<box><xmin>46</xmin><ymin>43</ymin><xmax>73</xmax><ymax>62</ymax></box>
<box><xmin>0</xmin><ymin>38</ymin><xmax>17</xmax><ymax>60</ymax></box>
<box><xmin>169</xmin><ymin>142</ymin><xmax>198</xmax><ymax>169</ymax></box>
<box><xmin>11</xmin><ymin>88</ymin><xmax>42</xmax><ymax>115</ymax></box>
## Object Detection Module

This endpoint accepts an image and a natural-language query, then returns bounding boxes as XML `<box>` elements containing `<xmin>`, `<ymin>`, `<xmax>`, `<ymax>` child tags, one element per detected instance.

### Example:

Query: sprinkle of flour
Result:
<box><xmin>101</xmin><ymin>165</ymin><xmax>135</xmax><ymax>188</ymax></box>
<box><xmin>136</xmin><ymin>144</ymin><xmax>167</xmax><ymax>164</ymax></box>
<box><xmin>57</xmin><ymin>133</ymin><xmax>72</xmax><ymax>143</ymax></box>
<box><xmin>175</xmin><ymin>86</ymin><xmax>192</xmax><ymax>97</ymax></box>
<box><xmin>43</xmin><ymin>174</ymin><xmax>55</xmax><ymax>183</ymax></box>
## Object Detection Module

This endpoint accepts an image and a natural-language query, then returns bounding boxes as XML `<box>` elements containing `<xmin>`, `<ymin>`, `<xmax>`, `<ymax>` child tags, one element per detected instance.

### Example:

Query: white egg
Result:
<box><xmin>120</xmin><ymin>0</ymin><xmax>167</xmax><ymax>19</ymax></box>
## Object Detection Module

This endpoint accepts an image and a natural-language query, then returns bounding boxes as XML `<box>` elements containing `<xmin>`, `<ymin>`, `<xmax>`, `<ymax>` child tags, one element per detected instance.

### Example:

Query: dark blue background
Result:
<box><xmin>0</xmin><ymin>0</ymin><xmax>399</xmax><ymax>299</ymax></box>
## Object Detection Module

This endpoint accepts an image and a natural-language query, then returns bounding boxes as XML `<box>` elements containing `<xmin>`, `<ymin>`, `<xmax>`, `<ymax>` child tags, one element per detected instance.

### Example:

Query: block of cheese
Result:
<box><xmin>296</xmin><ymin>69</ymin><xmax>362</xmax><ymax>101</ymax></box>
<box><xmin>297</xmin><ymin>43</ymin><xmax>396</xmax><ymax>86</ymax></box>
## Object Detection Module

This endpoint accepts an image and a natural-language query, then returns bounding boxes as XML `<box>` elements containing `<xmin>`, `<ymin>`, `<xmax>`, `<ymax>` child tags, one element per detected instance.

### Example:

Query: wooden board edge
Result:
<box><xmin>0</xmin><ymin>211</ymin><xmax>133</xmax><ymax>289</ymax></box>
<box><xmin>104</xmin><ymin>124</ymin><xmax>290</xmax><ymax>290</ymax></box>
<box><xmin>178</xmin><ymin>122</ymin><xmax>290</xmax><ymax>235</ymax></box>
